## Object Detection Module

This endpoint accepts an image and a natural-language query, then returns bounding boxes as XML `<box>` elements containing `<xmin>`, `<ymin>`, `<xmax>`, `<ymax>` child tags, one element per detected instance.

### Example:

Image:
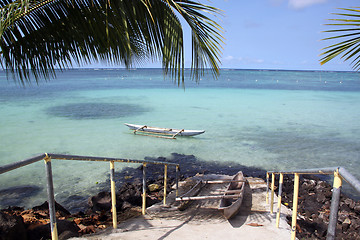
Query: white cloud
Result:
<box><xmin>222</xmin><ymin>55</ymin><xmax>264</xmax><ymax>64</ymax></box>
<box><xmin>288</xmin><ymin>0</ymin><xmax>327</xmax><ymax>10</ymax></box>
<box><xmin>224</xmin><ymin>55</ymin><xmax>235</xmax><ymax>61</ymax></box>
<box><xmin>251</xmin><ymin>58</ymin><xmax>264</xmax><ymax>64</ymax></box>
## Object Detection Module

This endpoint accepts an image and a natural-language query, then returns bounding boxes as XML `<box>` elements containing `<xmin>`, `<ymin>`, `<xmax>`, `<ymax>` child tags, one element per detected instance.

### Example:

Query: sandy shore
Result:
<box><xmin>70</xmin><ymin>174</ymin><xmax>293</xmax><ymax>240</ymax></box>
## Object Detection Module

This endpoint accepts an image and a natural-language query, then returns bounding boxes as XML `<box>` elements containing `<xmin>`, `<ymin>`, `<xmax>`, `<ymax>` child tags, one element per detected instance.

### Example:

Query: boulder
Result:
<box><xmin>0</xmin><ymin>211</ymin><xmax>27</xmax><ymax>240</ymax></box>
<box><xmin>118</xmin><ymin>182</ymin><xmax>142</xmax><ymax>206</ymax></box>
<box><xmin>88</xmin><ymin>191</ymin><xmax>112</xmax><ymax>211</ymax></box>
<box><xmin>32</xmin><ymin>201</ymin><xmax>71</xmax><ymax>217</ymax></box>
<box><xmin>28</xmin><ymin>219</ymin><xmax>80</xmax><ymax>240</ymax></box>
<box><xmin>148</xmin><ymin>183</ymin><xmax>160</xmax><ymax>192</ymax></box>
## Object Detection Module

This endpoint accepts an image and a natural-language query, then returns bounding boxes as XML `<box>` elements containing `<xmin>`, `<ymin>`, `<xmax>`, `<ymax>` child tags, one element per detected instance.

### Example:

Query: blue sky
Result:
<box><xmin>90</xmin><ymin>0</ymin><xmax>360</xmax><ymax>71</ymax></box>
<box><xmin>206</xmin><ymin>0</ymin><xmax>360</xmax><ymax>71</ymax></box>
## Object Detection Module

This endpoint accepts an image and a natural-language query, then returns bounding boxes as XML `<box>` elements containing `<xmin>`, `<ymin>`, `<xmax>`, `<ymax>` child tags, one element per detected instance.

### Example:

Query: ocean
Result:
<box><xmin>1</xmin><ymin>68</ymin><xmax>360</xmax><ymax>210</ymax></box>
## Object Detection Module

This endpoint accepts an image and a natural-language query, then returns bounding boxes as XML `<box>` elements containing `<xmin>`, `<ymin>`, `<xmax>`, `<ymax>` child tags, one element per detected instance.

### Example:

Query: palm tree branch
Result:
<box><xmin>167</xmin><ymin>0</ymin><xmax>224</xmax><ymax>80</ymax></box>
<box><xmin>320</xmin><ymin>7</ymin><xmax>360</xmax><ymax>70</ymax></box>
<box><xmin>0</xmin><ymin>0</ymin><xmax>223</xmax><ymax>85</ymax></box>
<box><xmin>322</xmin><ymin>31</ymin><xmax>360</xmax><ymax>41</ymax></box>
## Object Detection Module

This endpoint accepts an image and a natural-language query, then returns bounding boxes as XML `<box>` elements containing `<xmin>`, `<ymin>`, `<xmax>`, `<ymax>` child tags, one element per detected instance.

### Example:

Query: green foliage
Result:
<box><xmin>320</xmin><ymin>7</ymin><xmax>360</xmax><ymax>71</ymax></box>
<box><xmin>0</xmin><ymin>0</ymin><xmax>223</xmax><ymax>85</ymax></box>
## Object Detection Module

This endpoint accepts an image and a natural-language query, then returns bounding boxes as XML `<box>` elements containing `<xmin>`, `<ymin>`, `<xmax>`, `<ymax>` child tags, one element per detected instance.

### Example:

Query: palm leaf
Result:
<box><xmin>320</xmin><ymin>7</ymin><xmax>360</xmax><ymax>70</ymax></box>
<box><xmin>0</xmin><ymin>0</ymin><xmax>223</xmax><ymax>85</ymax></box>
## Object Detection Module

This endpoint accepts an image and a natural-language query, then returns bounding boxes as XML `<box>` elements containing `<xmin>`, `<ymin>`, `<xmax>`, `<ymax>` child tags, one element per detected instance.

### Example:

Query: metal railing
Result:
<box><xmin>0</xmin><ymin>153</ymin><xmax>180</xmax><ymax>240</ymax></box>
<box><xmin>266</xmin><ymin>167</ymin><xmax>360</xmax><ymax>240</ymax></box>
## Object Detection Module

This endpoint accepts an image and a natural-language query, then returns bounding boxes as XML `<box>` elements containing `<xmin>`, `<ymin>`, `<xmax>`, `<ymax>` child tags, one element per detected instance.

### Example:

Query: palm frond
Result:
<box><xmin>0</xmin><ymin>0</ymin><xmax>223</xmax><ymax>85</ymax></box>
<box><xmin>171</xmin><ymin>0</ymin><xmax>224</xmax><ymax>81</ymax></box>
<box><xmin>320</xmin><ymin>7</ymin><xmax>360</xmax><ymax>70</ymax></box>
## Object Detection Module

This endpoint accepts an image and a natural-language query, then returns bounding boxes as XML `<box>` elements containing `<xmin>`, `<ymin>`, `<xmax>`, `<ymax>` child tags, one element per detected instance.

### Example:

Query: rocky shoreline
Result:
<box><xmin>278</xmin><ymin>174</ymin><xmax>360</xmax><ymax>239</ymax></box>
<box><xmin>1</xmin><ymin>153</ymin><xmax>360</xmax><ymax>239</ymax></box>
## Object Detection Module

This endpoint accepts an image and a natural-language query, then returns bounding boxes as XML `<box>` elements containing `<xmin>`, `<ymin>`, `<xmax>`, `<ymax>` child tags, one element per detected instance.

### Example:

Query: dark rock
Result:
<box><xmin>28</xmin><ymin>219</ymin><xmax>80</xmax><ymax>240</ymax></box>
<box><xmin>59</xmin><ymin>230</ymin><xmax>79</xmax><ymax>240</ymax></box>
<box><xmin>354</xmin><ymin>204</ymin><xmax>360</xmax><ymax>213</ymax></box>
<box><xmin>316</xmin><ymin>194</ymin><xmax>326</xmax><ymax>203</ymax></box>
<box><xmin>72</xmin><ymin>211</ymin><xmax>85</xmax><ymax>218</ymax></box>
<box><xmin>323</xmin><ymin>201</ymin><xmax>331</xmax><ymax>209</ymax></box>
<box><xmin>280</xmin><ymin>174</ymin><xmax>360</xmax><ymax>240</ymax></box>
<box><xmin>61</xmin><ymin>195</ymin><xmax>89</xmax><ymax>213</ymax></box>
<box><xmin>324</xmin><ymin>191</ymin><xmax>333</xmax><ymax>198</ymax></box>
<box><xmin>341</xmin><ymin>218</ymin><xmax>351</xmax><ymax>232</ymax></box>
<box><xmin>344</xmin><ymin>198</ymin><xmax>356</xmax><ymax>209</ymax></box>
<box><xmin>32</xmin><ymin>201</ymin><xmax>70</xmax><ymax>217</ymax></box>
<box><xmin>0</xmin><ymin>211</ymin><xmax>27</xmax><ymax>240</ymax></box>
<box><xmin>3</xmin><ymin>206</ymin><xmax>24</xmax><ymax>212</ymax></box>
<box><xmin>121</xmin><ymin>201</ymin><xmax>133</xmax><ymax>210</ymax></box>
<box><xmin>118</xmin><ymin>182</ymin><xmax>142</xmax><ymax>206</ymax></box>
<box><xmin>340</xmin><ymin>203</ymin><xmax>352</xmax><ymax>213</ymax></box>
<box><xmin>88</xmin><ymin>191</ymin><xmax>112</xmax><ymax>211</ymax></box>
<box><xmin>97</xmin><ymin>211</ymin><xmax>110</xmax><ymax>222</ymax></box>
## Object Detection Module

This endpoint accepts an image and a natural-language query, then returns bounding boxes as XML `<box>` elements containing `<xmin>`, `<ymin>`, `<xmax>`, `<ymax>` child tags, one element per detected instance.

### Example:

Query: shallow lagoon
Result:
<box><xmin>1</xmin><ymin>69</ymin><xmax>359</xmax><ymax>209</ymax></box>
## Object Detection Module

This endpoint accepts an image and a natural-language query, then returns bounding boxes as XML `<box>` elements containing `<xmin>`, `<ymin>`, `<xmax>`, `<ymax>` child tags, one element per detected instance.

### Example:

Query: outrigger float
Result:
<box><xmin>124</xmin><ymin>123</ymin><xmax>205</xmax><ymax>139</ymax></box>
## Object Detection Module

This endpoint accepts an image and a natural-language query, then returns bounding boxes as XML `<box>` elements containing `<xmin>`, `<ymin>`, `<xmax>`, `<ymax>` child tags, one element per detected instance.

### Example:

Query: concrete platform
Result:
<box><xmin>71</xmin><ymin>175</ymin><xmax>293</xmax><ymax>240</ymax></box>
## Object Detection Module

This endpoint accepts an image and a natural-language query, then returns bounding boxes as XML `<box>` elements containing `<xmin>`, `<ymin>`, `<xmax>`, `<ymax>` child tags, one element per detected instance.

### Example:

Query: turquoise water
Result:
<box><xmin>1</xmin><ymin>69</ymin><xmax>360</xmax><ymax>209</ymax></box>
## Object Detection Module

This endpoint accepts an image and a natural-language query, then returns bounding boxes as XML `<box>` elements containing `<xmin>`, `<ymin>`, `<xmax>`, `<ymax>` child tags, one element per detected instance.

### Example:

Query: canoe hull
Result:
<box><xmin>218</xmin><ymin>171</ymin><xmax>245</xmax><ymax>219</ymax></box>
<box><xmin>124</xmin><ymin>123</ymin><xmax>205</xmax><ymax>136</ymax></box>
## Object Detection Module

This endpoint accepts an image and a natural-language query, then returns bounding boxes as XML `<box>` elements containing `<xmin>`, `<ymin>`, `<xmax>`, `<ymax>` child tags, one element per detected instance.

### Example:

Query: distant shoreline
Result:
<box><xmin>1</xmin><ymin>67</ymin><xmax>357</xmax><ymax>74</ymax></box>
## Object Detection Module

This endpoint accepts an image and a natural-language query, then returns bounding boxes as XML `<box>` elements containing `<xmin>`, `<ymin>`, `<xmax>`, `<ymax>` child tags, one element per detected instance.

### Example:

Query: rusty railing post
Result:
<box><xmin>270</xmin><ymin>173</ymin><xmax>275</xmax><ymax>213</ymax></box>
<box><xmin>291</xmin><ymin>173</ymin><xmax>300</xmax><ymax>240</ymax></box>
<box><xmin>142</xmin><ymin>163</ymin><xmax>147</xmax><ymax>215</ymax></box>
<box><xmin>44</xmin><ymin>154</ymin><xmax>58</xmax><ymax>240</ymax></box>
<box><xmin>176</xmin><ymin>165</ymin><xmax>179</xmax><ymax>197</ymax></box>
<box><xmin>326</xmin><ymin>169</ymin><xmax>342</xmax><ymax>240</ymax></box>
<box><xmin>266</xmin><ymin>172</ymin><xmax>269</xmax><ymax>204</ymax></box>
<box><xmin>276</xmin><ymin>173</ymin><xmax>284</xmax><ymax>228</ymax></box>
<box><xmin>110</xmin><ymin>161</ymin><xmax>117</xmax><ymax>229</ymax></box>
<box><xmin>163</xmin><ymin>164</ymin><xmax>168</xmax><ymax>205</ymax></box>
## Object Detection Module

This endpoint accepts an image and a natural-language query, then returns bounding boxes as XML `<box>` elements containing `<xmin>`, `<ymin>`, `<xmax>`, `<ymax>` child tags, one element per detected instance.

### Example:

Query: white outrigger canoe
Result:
<box><xmin>124</xmin><ymin>123</ymin><xmax>205</xmax><ymax>139</ymax></box>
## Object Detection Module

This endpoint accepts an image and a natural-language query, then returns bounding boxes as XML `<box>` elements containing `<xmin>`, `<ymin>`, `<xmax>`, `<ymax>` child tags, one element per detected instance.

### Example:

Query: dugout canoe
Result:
<box><xmin>124</xmin><ymin>123</ymin><xmax>205</xmax><ymax>137</ymax></box>
<box><xmin>218</xmin><ymin>171</ymin><xmax>246</xmax><ymax>219</ymax></box>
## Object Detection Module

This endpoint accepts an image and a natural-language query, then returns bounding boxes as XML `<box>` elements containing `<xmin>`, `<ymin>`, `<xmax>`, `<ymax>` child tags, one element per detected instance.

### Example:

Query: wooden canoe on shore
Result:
<box><xmin>124</xmin><ymin>123</ymin><xmax>205</xmax><ymax>138</ymax></box>
<box><xmin>175</xmin><ymin>171</ymin><xmax>246</xmax><ymax>219</ymax></box>
<box><xmin>218</xmin><ymin>171</ymin><xmax>246</xmax><ymax>219</ymax></box>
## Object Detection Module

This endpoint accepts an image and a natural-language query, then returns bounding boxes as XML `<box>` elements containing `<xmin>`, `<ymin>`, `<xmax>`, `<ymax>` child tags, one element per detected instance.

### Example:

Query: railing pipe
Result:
<box><xmin>109</xmin><ymin>161</ymin><xmax>117</xmax><ymax>229</ymax></box>
<box><xmin>339</xmin><ymin>168</ymin><xmax>360</xmax><ymax>193</ymax></box>
<box><xmin>291</xmin><ymin>173</ymin><xmax>300</xmax><ymax>240</ymax></box>
<box><xmin>0</xmin><ymin>154</ymin><xmax>46</xmax><ymax>174</ymax></box>
<box><xmin>327</xmin><ymin>169</ymin><xmax>342</xmax><ymax>240</ymax></box>
<box><xmin>44</xmin><ymin>155</ymin><xmax>58</xmax><ymax>240</ymax></box>
<box><xmin>276</xmin><ymin>173</ymin><xmax>283</xmax><ymax>228</ymax></box>
<box><xmin>267</xmin><ymin>167</ymin><xmax>337</xmax><ymax>175</ymax></box>
<box><xmin>48</xmin><ymin>153</ymin><xmax>178</xmax><ymax>167</ymax></box>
